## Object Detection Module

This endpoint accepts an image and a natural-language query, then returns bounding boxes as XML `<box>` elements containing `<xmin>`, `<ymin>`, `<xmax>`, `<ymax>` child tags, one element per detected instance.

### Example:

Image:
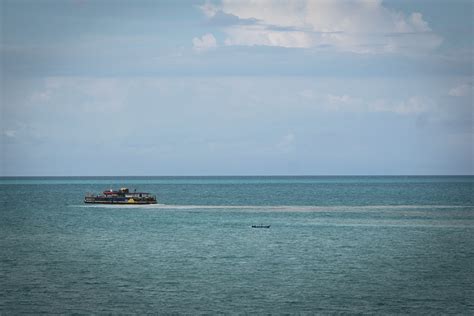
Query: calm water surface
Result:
<box><xmin>1</xmin><ymin>176</ymin><xmax>473</xmax><ymax>314</ymax></box>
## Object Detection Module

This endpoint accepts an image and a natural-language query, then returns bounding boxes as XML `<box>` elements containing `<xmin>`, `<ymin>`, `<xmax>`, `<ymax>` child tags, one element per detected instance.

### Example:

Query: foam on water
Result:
<box><xmin>73</xmin><ymin>204</ymin><xmax>474</xmax><ymax>211</ymax></box>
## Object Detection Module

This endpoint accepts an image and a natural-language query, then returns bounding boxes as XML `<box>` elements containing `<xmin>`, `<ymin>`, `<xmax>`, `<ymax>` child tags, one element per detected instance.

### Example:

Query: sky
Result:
<box><xmin>1</xmin><ymin>0</ymin><xmax>473</xmax><ymax>176</ymax></box>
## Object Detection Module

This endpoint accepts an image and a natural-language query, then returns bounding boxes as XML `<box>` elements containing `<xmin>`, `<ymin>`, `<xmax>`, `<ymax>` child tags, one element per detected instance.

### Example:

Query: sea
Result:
<box><xmin>1</xmin><ymin>176</ymin><xmax>473</xmax><ymax>314</ymax></box>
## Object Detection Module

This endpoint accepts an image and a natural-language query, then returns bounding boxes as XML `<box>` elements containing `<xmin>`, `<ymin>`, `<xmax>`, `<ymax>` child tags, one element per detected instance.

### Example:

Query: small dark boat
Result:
<box><xmin>251</xmin><ymin>225</ymin><xmax>271</xmax><ymax>228</ymax></box>
<box><xmin>84</xmin><ymin>188</ymin><xmax>157</xmax><ymax>204</ymax></box>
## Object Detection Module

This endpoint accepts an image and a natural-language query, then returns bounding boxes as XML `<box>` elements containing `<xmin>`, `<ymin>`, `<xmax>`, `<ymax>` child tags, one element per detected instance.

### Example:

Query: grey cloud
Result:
<box><xmin>207</xmin><ymin>10</ymin><xmax>259</xmax><ymax>26</ymax></box>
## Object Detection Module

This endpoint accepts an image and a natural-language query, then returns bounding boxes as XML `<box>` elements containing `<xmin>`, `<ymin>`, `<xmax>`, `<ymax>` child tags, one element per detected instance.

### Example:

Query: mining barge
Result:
<box><xmin>84</xmin><ymin>188</ymin><xmax>157</xmax><ymax>204</ymax></box>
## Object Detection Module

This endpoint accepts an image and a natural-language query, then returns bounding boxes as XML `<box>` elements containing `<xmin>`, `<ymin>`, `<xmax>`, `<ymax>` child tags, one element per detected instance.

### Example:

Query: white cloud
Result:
<box><xmin>299</xmin><ymin>89</ymin><xmax>314</xmax><ymax>99</ymax></box>
<box><xmin>327</xmin><ymin>94</ymin><xmax>355</xmax><ymax>104</ymax></box>
<box><xmin>370</xmin><ymin>96</ymin><xmax>431</xmax><ymax>114</ymax></box>
<box><xmin>448</xmin><ymin>84</ymin><xmax>471</xmax><ymax>97</ymax></box>
<box><xmin>224</xmin><ymin>25</ymin><xmax>313</xmax><ymax>48</ymax></box>
<box><xmin>200</xmin><ymin>0</ymin><xmax>442</xmax><ymax>54</ymax></box>
<box><xmin>325</xmin><ymin>94</ymin><xmax>361</xmax><ymax>111</ymax></box>
<box><xmin>30</xmin><ymin>90</ymin><xmax>52</xmax><ymax>102</ymax></box>
<box><xmin>29</xmin><ymin>77</ymin><xmax>130</xmax><ymax>113</ymax></box>
<box><xmin>199</xmin><ymin>1</ymin><xmax>219</xmax><ymax>17</ymax></box>
<box><xmin>276</xmin><ymin>132</ymin><xmax>295</xmax><ymax>152</ymax></box>
<box><xmin>192</xmin><ymin>33</ymin><xmax>218</xmax><ymax>52</ymax></box>
<box><xmin>322</xmin><ymin>93</ymin><xmax>431</xmax><ymax>115</ymax></box>
<box><xmin>3</xmin><ymin>130</ymin><xmax>17</xmax><ymax>138</ymax></box>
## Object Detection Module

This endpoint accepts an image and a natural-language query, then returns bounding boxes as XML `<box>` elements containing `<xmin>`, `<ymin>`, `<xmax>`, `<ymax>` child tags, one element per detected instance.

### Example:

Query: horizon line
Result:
<box><xmin>1</xmin><ymin>174</ymin><xmax>473</xmax><ymax>178</ymax></box>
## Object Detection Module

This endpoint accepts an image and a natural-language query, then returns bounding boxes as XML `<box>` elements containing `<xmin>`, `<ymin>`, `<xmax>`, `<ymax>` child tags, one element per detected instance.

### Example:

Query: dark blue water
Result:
<box><xmin>1</xmin><ymin>176</ymin><xmax>473</xmax><ymax>314</ymax></box>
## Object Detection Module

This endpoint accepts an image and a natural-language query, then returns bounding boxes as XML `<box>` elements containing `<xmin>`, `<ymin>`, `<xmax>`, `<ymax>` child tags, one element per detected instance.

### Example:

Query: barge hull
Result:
<box><xmin>84</xmin><ymin>200</ymin><xmax>157</xmax><ymax>205</ymax></box>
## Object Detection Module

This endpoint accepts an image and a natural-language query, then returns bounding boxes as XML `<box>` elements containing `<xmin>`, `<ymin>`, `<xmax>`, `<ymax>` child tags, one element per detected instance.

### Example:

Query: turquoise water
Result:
<box><xmin>1</xmin><ymin>176</ymin><xmax>473</xmax><ymax>314</ymax></box>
